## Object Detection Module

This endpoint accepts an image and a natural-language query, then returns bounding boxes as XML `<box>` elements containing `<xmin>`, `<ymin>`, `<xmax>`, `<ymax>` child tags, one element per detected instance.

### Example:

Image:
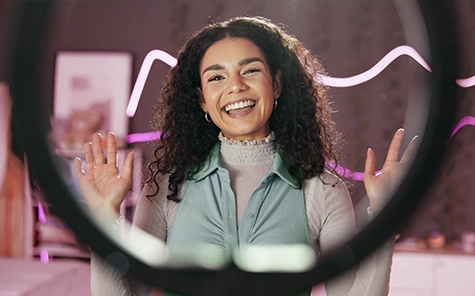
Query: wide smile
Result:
<box><xmin>223</xmin><ymin>99</ymin><xmax>257</xmax><ymax>114</ymax></box>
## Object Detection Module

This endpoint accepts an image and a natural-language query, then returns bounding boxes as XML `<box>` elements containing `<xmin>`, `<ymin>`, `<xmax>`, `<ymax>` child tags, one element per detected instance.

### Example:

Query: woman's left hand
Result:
<box><xmin>364</xmin><ymin>129</ymin><xmax>419</xmax><ymax>213</ymax></box>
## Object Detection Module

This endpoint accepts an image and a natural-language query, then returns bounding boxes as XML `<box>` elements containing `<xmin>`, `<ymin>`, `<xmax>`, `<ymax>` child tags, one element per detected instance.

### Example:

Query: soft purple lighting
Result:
<box><xmin>123</xmin><ymin>46</ymin><xmax>474</xmax><ymax>183</ymax></box>
<box><xmin>40</xmin><ymin>249</ymin><xmax>49</xmax><ymax>264</ymax></box>
<box><xmin>456</xmin><ymin>75</ymin><xmax>475</xmax><ymax>88</ymax></box>
<box><xmin>328</xmin><ymin>160</ymin><xmax>378</xmax><ymax>181</ymax></box>
<box><xmin>125</xmin><ymin>131</ymin><xmax>162</xmax><ymax>144</ymax></box>
<box><xmin>124</xmin><ymin>45</ymin><xmax>433</xmax><ymax>145</ymax></box>
<box><xmin>126</xmin><ymin>45</ymin><xmax>432</xmax><ymax>118</ymax></box>
<box><xmin>450</xmin><ymin>116</ymin><xmax>475</xmax><ymax>139</ymax></box>
<box><xmin>317</xmin><ymin>45</ymin><xmax>432</xmax><ymax>87</ymax></box>
<box><xmin>38</xmin><ymin>201</ymin><xmax>46</xmax><ymax>224</ymax></box>
<box><xmin>126</xmin><ymin>50</ymin><xmax>178</xmax><ymax>117</ymax></box>
<box><xmin>330</xmin><ymin>116</ymin><xmax>475</xmax><ymax>182</ymax></box>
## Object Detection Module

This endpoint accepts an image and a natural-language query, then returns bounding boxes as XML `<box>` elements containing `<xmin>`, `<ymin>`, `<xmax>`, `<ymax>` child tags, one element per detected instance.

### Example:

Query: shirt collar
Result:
<box><xmin>270</xmin><ymin>150</ymin><xmax>302</xmax><ymax>188</ymax></box>
<box><xmin>191</xmin><ymin>143</ymin><xmax>221</xmax><ymax>181</ymax></box>
<box><xmin>191</xmin><ymin>143</ymin><xmax>301</xmax><ymax>188</ymax></box>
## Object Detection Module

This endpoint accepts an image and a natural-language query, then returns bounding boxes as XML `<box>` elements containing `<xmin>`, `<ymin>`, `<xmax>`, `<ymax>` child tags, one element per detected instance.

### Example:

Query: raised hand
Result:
<box><xmin>74</xmin><ymin>132</ymin><xmax>134</xmax><ymax>223</ymax></box>
<box><xmin>364</xmin><ymin>129</ymin><xmax>419</xmax><ymax>214</ymax></box>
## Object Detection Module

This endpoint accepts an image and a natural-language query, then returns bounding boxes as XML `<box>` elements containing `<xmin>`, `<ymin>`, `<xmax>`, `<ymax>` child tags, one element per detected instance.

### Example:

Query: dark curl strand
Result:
<box><xmin>146</xmin><ymin>16</ymin><xmax>342</xmax><ymax>202</ymax></box>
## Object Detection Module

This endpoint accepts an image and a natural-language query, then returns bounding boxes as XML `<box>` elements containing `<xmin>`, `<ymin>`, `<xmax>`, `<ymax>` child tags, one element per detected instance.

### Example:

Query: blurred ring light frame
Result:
<box><xmin>11</xmin><ymin>1</ymin><xmax>458</xmax><ymax>295</ymax></box>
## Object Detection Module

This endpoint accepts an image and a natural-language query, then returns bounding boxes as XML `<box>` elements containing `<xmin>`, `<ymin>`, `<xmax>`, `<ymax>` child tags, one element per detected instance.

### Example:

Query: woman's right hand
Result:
<box><xmin>74</xmin><ymin>132</ymin><xmax>134</xmax><ymax>223</ymax></box>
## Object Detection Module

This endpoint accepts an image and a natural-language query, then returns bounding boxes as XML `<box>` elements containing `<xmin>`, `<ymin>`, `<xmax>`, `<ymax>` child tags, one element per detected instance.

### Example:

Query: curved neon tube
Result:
<box><xmin>456</xmin><ymin>75</ymin><xmax>475</xmax><ymax>88</ymax></box>
<box><xmin>125</xmin><ymin>116</ymin><xmax>475</xmax><ymax>181</ymax></box>
<box><xmin>449</xmin><ymin>116</ymin><xmax>475</xmax><ymax>139</ymax></box>
<box><xmin>126</xmin><ymin>45</ymin><xmax>432</xmax><ymax>117</ymax></box>
<box><xmin>124</xmin><ymin>46</ymin><xmax>473</xmax><ymax>182</ymax></box>
<box><xmin>126</xmin><ymin>131</ymin><xmax>162</xmax><ymax>144</ymax></box>
<box><xmin>126</xmin><ymin>50</ymin><xmax>177</xmax><ymax>117</ymax></box>
<box><xmin>317</xmin><ymin>45</ymin><xmax>431</xmax><ymax>87</ymax></box>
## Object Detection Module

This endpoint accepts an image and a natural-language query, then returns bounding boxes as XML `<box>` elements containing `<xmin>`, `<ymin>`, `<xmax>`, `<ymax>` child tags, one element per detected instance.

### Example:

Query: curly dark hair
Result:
<box><xmin>147</xmin><ymin>16</ymin><xmax>342</xmax><ymax>202</ymax></box>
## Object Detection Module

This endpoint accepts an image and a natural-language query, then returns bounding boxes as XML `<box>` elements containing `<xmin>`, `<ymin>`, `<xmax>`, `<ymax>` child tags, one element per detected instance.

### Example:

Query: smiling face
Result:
<box><xmin>198</xmin><ymin>37</ymin><xmax>282</xmax><ymax>141</ymax></box>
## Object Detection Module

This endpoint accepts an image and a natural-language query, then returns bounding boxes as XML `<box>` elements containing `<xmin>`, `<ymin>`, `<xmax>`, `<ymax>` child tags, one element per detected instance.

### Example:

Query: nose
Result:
<box><xmin>226</xmin><ymin>74</ymin><xmax>247</xmax><ymax>94</ymax></box>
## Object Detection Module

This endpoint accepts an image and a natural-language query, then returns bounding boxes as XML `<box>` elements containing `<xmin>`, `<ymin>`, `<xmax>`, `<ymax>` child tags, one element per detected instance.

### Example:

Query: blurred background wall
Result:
<box><xmin>1</xmin><ymin>0</ymin><xmax>474</xmax><ymax>243</ymax></box>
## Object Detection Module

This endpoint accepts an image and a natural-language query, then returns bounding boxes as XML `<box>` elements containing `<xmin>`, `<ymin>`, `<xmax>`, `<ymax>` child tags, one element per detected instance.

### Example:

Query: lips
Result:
<box><xmin>223</xmin><ymin>100</ymin><xmax>256</xmax><ymax>114</ymax></box>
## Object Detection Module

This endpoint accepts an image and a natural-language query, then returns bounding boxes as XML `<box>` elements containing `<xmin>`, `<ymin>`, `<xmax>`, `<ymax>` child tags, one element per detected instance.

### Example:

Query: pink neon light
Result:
<box><xmin>328</xmin><ymin>161</ymin><xmax>378</xmax><ymax>181</ymax></box>
<box><xmin>125</xmin><ymin>116</ymin><xmax>475</xmax><ymax>182</ymax></box>
<box><xmin>126</xmin><ymin>45</ymin><xmax>431</xmax><ymax>117</ymax></box>
<box><xmin>123</xmin><ymin>46</ymin><xmax>473</xmax><ymax>182</ymax></box>
<box><xmin>125</xmin><ymin>131</ymin><xmax>162</xmax><ymax>144</ymax></box>
<box><xmin>341</xmin><ymin>169</ymin><xmax>365</xmax><ymax>181</ymax></box>
<box><xmin>40</xmin><ymin>249</ymin><xmax>49</xmax><ymax>264</ymax></box>
<box><xmin>456</xmin><ymin>75</ymin><xmax>475</xmax><ymax>88</ymax></box>
<box><xmin>126</xmin><ymin>50</ymin><xmax>178</xmax><ymax>117</ymax></box>
<box><xmin>318</xmin><ymin>45</ymin><xmax>432</xmax><ymax>87</ymax></box>
<box><xmin>38</xmin><ymin>201</ymin><xmax>46</xmax><ymax>224</ymax></box>
<box><xmin>124</xmin><ymin>45</ymin><xmax>433</xmax><ymax>142</ymax></box>
<box><xmin>450</xmin><ymin>116</ymin><xmax>475</xmax><ymax>139</ymax></box>
<box><xmin>335</xmin><ymin>116</ymin><xmax>475</xmax><ymax>181</ymax></box>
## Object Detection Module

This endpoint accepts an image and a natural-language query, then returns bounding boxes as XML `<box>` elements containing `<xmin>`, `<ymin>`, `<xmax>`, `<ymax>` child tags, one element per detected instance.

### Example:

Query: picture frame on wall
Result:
<box><xmin>53</xmin><ymin>51</ymin><xmax>133</xmax><ymax>151</ymax></box>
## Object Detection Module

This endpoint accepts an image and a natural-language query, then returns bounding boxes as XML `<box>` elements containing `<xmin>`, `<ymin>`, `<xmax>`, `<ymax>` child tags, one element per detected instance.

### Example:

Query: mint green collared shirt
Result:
<box><xmin>166</xmin><ymin>143</ymin><xmax>311</xmax><ymax>260</ymax></box>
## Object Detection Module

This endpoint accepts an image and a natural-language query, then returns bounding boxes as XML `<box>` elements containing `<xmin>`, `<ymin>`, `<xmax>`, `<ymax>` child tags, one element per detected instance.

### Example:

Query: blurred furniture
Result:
<box><xmin>0</xmin><ymin>82</ymin><xmax>32</xmax><ymax>258</ymax></box>
<box><xmin>390</xmin><ymin>249</ymin><xmax>475</xmax><ymax>296</ymax></box>
<box><xmin>0</xmin><ymin>257</ymin><xmax>90</xmax><ymax>296</ymax></box>
<box><xmin>32</xmin><ymin>147</ymin><xmax>143</xmax><ymax>259</ymax></box>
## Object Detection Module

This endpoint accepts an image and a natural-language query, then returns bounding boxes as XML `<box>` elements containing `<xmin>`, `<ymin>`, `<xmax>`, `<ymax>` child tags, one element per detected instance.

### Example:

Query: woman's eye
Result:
<box><xmin>208</xmin><ymin>75</ymin><xmax>223</xmax><ymax>82</ymax></box>
<box><xmin>243</xmin><ymin>68</ymin><xmax>260</xmax><ymax>75</ymax></box>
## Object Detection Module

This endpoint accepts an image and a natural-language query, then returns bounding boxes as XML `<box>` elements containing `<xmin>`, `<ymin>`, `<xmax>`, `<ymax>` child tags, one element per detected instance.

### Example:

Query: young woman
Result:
<box><xmin>75</xmin><ymin>16</ymin><xmax>416</xmax><ymax>295</ymax></box>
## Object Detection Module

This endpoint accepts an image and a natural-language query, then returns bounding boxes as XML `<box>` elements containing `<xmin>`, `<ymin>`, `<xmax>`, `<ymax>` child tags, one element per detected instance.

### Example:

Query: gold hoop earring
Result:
<box><xmin>204</xmin><ymin>112</ymin><xmax>212</xmax><ymax>123</ymax></box>
<box><xmin>274</xmin><ymin>99</ymin><xmax>278</xmax><ymax>109</ymax></box>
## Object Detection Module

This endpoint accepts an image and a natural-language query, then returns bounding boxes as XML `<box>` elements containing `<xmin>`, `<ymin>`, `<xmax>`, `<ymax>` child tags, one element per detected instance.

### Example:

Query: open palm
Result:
<box><xmin>364</xmin><ymin>129</ymin><xmax>419</xmax><ymax>213</ymax></box>
<box><xmin>74</xmin><ymin>132</ymin><xmax>134</xmax><ymax>222</ymax></box>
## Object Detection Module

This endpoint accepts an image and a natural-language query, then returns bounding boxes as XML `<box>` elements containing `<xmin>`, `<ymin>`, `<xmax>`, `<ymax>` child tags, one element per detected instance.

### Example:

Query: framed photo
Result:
<box><xmin>53</xmin><ymin>51</ymin><xmax>133</xmax><ymax>142</ymax></box>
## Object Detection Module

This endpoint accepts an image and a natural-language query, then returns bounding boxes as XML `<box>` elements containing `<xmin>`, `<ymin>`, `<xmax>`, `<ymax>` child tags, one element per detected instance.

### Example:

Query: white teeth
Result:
<box><xmin>224</xmin><ymin>100</ymin><xmax>256</xmax><ymax>112</ymax></box>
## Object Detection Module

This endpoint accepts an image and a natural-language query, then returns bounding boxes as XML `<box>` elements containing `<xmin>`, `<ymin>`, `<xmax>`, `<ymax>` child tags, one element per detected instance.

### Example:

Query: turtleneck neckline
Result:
<box><xmin>219</xmin><ymin>131</ymin><xmax>276</xmax><ymax>164</ymax></box>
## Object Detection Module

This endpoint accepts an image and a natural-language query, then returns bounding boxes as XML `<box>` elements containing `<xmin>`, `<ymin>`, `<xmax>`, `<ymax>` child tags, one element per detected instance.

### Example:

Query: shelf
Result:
<box><xmin>34</xmin><ymin>242</ymin><xmax>90</xmax><ymax>259</ymax></box>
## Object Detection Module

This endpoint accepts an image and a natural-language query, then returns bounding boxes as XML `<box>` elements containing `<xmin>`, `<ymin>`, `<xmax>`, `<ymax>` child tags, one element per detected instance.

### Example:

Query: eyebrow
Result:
<box><xmin>201</xmin><ymin>57</ymin><xmax>265</xmax><ymax>76</ymax></box>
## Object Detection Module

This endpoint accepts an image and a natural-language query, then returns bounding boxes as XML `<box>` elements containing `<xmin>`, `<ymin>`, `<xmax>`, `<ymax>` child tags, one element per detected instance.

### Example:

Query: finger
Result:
<box><xmin>364</xmin><ymin>148</ymin><xmax>377</xmax><ymax>180</ymax></box>
<box><xmin>74</xmin><ymin>157</ymin><xmax>85</xmax><ymax>177</ymax></box>
<box><xmin>84</xmin><ymin>141</ymin><xmax>95</xmax><ymax>172</ymax></box>
<box><xmin>92</xmin><ymin>133</ymin><xmax>105</xmax><ymax>165</ymax></box>
<box><xmin>384</xmin><ymin>128</ymin><xmax>405</xmax><ymax>164</ymax></box>
<box><xmin>121</xmin><ymin>151</ymin><xmax>134</xmax><ymax>181</ymax></box>
<box><xmin>400</xmin><ymin>135</ymin><xmax>419</xmax><ymax>164</ymax></box>
<box><xmin>106</xmin><ymin>132</ymin><xmax>117</xmax><ymax>166</ymax></box>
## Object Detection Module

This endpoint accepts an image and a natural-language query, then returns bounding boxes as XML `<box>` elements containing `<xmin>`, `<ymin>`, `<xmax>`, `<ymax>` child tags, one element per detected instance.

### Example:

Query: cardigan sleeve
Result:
<box><xmin>90</xmin><ymin>177</ymin><xmax>175</xmax><ymax>296</ymax></box>
<box><xmin>305</xmin><ymin>172</ymin><xmax>393</xmax><ymax>296</ymax></box>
